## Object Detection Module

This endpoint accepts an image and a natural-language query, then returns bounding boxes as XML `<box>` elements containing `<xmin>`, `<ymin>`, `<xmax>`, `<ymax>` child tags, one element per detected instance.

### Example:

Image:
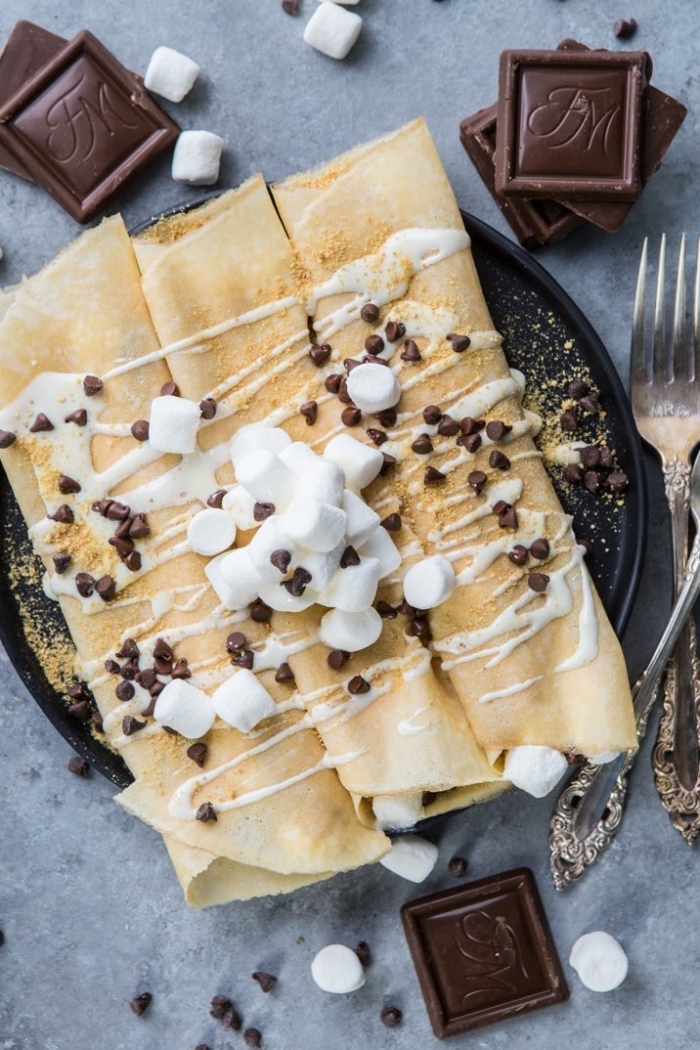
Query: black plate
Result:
<box><xmin>0</xmin><ymin>210</ymin><xmax>647</xmax><ymax>788</ymax></box>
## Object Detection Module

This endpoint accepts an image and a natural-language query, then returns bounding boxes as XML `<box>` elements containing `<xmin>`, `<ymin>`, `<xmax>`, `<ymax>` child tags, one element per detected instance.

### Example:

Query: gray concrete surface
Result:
<box><xmin>0</xmin><ymin>1</ymin><xmax>697</xmax><ymax>1047</ymax></box>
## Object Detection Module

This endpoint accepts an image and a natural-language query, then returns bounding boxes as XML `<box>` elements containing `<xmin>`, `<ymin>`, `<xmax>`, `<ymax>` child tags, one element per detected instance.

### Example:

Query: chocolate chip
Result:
<box><xmin>327</xmin><ymin>649</ymin><xmax>349</xmax><ymax>670</ymax></box>
<box><xmin>270</xmin><ymin>548</ymin><xmax>292</xmax><ymax>573</ymax></box>
<box><xmin>275</xmin><ymin>662</ymin><xmax>295</xmax><ymax>683</ymax></box>
<box><xmin>154</xmin><ymin>638</ymin><xmax>174</xmax><ymax>661</ymax></box>
<box><xmin>366</xmin><ymin>355</ymin><xmax>389</xmax><ymax>367</ymax></box>
<box><xmin>492</xmin><ymin>500</ymin><xmax>509</xmax><ymax>517</ymax></box>
<box><xmin>231</xmin><ymin>649</ymin><xmax>254</xmax><ymax>669</ymax></box>
<box><xmin>75</xmin><ymin>572</ymin><xmax>95</xmax><ymax>597</ymax></box>
<box><xmin>129</xmin><ymin>513</ymin><xmax>150</xmax><ymax>539</ymax></box>
<box><xmin>530</xmin><ymin>538</ymin><xmax>550</xmax><ymax>560</ymax></box>
<box><xmin>560</xmin><ymin>409</ymin><xmax>579</xmax><ymax>432</ymax></box>
<box><xmin>385</xmin><ymin>321</ymin><xmax>406</xmax><ymax>342</ymax></box>
<box><xmin>342</xmin><ymin>406</ymin><xmax>362</xmax><ymax>426</ymax></box>
<box><xmin>283</xmin><ymin>566</ymin><xmax>312</xmax><ymax>597</ymax></box>
<box><xmin>222</xmin><ymin>1006</ymin><xmax>242</xmax><ymax>1030</ymax></box>
<box><xmin>397</xmin><ymin>599</ymin><xmax>418</xmax><ymax>617</ymax></box>
<box><xmin>210</xmin><ymin>995</ymin><xmax>232</xmax><ymax>1019</ymax></box>
<box><xmin>380</xmin><ymin>452</ymin><xmax>396</xmax><ymax>475</ymax></box>
<box><xmin>122</xmin><ymin>715</ymin><xmax>147</xmax><ymax>736</ymax></box>
<box><xmin>348</xmin><ymin>675</ymin><xmax>371</xmax><ymax>694</ymax></box>
<box><xmin>344</xmin><ymin>357</ymin><xmax>362</xmax><ymax>372</ymax></box>
<box><xmin>360</xmin><ymin>302</ymin><xmax>380</xmax><ymax>323</ymax></box>
<box><xmin>579</xmin><ymin>392</ymin><xmax>601</xmax><ymax>413</ymax></box>
<box><xmin>52</xmin><ymin>552</ymin><xmax>71</xmax><ymax>574</ymax></box>
<box><xmin>187</xmin><ymin>743</ymin><xmax>208</xmax><ymax>767</ymax></box>
<box><xmin>614</xmin><ymin>17</ymin><xmax>637</xmax><ymax>37</ymax></box>
<box><xmin>129</xmin><ymin>992</ymin><xmax>152</xmax><ymax>1017</ymax></box>
<box><xmin>149</xmin><ymin>681</ymin><xmax>165</xmax><ymax>699</ymax></box>
<box><xmin>367</xmin><ymin>428</ymin><xmax>387</xmax><ymax>446</ymax></box>
<box><xmin>254</xmin><ymin>501</ymin><xmax>276</xmax><ymax>522</ymax></box>
<box><xmin>130</xmin><ymin>419</ymin><xmax>150</xmax><ymax>442</ymax></box>
<box><xmin>448</xmin><ymin>855</ymin><xmax>468</xmax><ymax>877</ymax></box>
<box><xmin>114</xmin><ymin>516</ymin><xmax>134</xmax><ymax>539</ymax></box>
<box><xmin>376</xmin><ymin>600</ymin><xmax>397</xmax><ymax>618</ymax></box>
<box><xmin>92</xmin><ymin>710</ymin><xmax>104</xmax><ymax>732</ymax></box>
<box><xmin>226</xmin><ymin>631</ymin><xmax>247</xmax><ymax>652</ymax></box>
<box><xmin>124</xmin><ymin>551</ymin><xmax>143</xmax><ymax>572</ymax></box>
<box><xmin>0</xmin><ymin>429</ymin><xmax>16</xmax><ymax>448</ymax></box>
<box><xmin>376</xmin><ymin>408</ymin><xmax>397</xmax><ymax>428</ymax></box>
<box><xmin>252</xmin><ymin>971</ymin><xmax>277</xmax><ymax>992</ymax></box>
<box><xmin>196</xmin><ymin>802</ymin><xmax>217</xmax><ymax>823</ymax></box>
<box><xmin>64</xmin><ymin>408</ymin><xmax>87</xmax><ymax>426</ymax></box>
<box><xmin>109</xmin><ymin>536</ymin><xmax>134</xmax><ymax>558</ymax></box>
<box><xmin>437</xmin><ymin>414</ymin><xmax>459</xmax><ymax>436</ymax></box>
<box><xmin>83</xmin><ymin>375</ymin><xmax>103</xmax><ymax>396</ymax></box>
<box><xmin>300</xmin><ymin>400</ymin><xmax>318</xmax><ymax>425</ymax></box>
<box><xmin>154</xmin><ymin>656</ymin><xmax>173</xmax><ymax>676</ymax></box>
<box><xmin>49</xmin><ymin>504</ymin><xmax>74</xmax><ymax>524</ymax></box>
<box><xmin>409</xmin><ymin>616</ymin><xmax>432</xmax><ymax>645</ymax></box>
<box><xmin>365</xmin><ymin>334</ymin><xmax>385</xmax><ymax>355</ymax></box>
<box><xmin>67</xmin><ymin>683</ymin><xmax>90</xmax><ymax>704</ymax></box>
<box><xmin>160</xmin><ymin>381</ymin><xmax>179</xmax><ymax>397</ymax></box>
<box><xmin>423</xmin><ymin>405</ymin><xmax>443</xmax><ymax>425</ymax></box>
<box><xmin>485</xmin><ymin>420</ymin><xmax>512</xmax><ymax>441</ymax></box>
<box><xmin>400</xmin><ymin>339</ymin><xmax>421</xmax><ymax>362</ymax></box>
<box><xmin>380</xmin><ymin>1006</ymin><xmax>403</xmax><ymax>1028</ymax></box>
<box><xmin>508</xmin><ymin>544</ymin><xmax>529</xmax><ymax>566</ymax></box>
<box><xmin>340</xmin><ymin>545</ymin><xmax>361</xmax><ymax>568</ymax></box>
<box><xmin>425</xmin><ymin>465</ymin><xmax>445</xmax><ymax>484</ymax></box>
<box><xmin>282</xmin><ymin>0</ymin><xmax>300</xmax><ymax>10</ymax></box>
<box><xmin>116</xmin><ymin>680</ymin><xmax>135</xmax><ymax>702</ymax></box>
<box><xmin>120</xmin><ymin>657</ymin><xmax>140</xmax><ymax>680</ymax></box>
<box><xmin>489</xmin><ymin>450</ymin><xmax>510</xmax><ymax>470</ymax></box>
<box><xmin>30</xmin><ymin>412</ymin><xmax>54</xmax><ymax>433</ymax></box>
<box><xmin>325</xmin><ymin>373</ymin><xmax>343</xmax><ymax>394</ymax></box>
<box><xmin>583</xmin><ymin>470</ymin><xmax>601</xmax><ymax>491</ymax></box>
<box><xmin>68</xmin><ymin>700</ymin><xmax>91</xmax><ymax>722</ymax></box>
<box><xmin>608</xmin><ymin>470</ymin><xmax>629</xmax><ymax>494</ymax></box>
<box><xmin>337</xmin><ymin>377</ymin><xmax>352</xmax><ymax>404</ymax></box>
<box><xmin>106</xmin><ymin>502</ymin><xmax>130</xmax><ymax>520</ymax></box>
<box><xmin>117</xmin><ymin>638</ymin><xmax>139</xmax><ymax>658</ymax></box>
<box><xmin>380</xmin><ymin>512</ymin><xmax>402</xmax><ymax>532</ymax></box>
<box><xmin>309</xmin><ymin>342</ymin><xmax>332</xmax><ymax>366</ymax></box>
<box><xmin>457</xmin><ymin>432</ymin><xmax>482</xmax><ymax>453</ymax></box>
<box><xmin>460</xmin><ymin>416</ymin><xmax>486</xmax><ymax>435</ymax></box>
<box><xmin>498</xmin><ymin>506</ymin><xmax>519</xmax><ymax>529</ymax></box>
<box><xmin>528</xmin><ymin>572</ymin><xmax>550</xmax><ymax>593</ymax></box>
<box><xmin>136</xmin><ymin>668</ymin><xmax>157</xmax><ymax>689</ymax></box>
<box><xmin>446</xmin><ymin>332</ymin><xmax>471</xmax><ymax>352</ymax></box>
<box><xmin>244</xmin><ymin>1029</ymin><xmax>262</xmax><ymax>1048</ymax></box>
<box><xmin>580</xmin><ymin>445</ymin><xmax>601</xmax><ymax>468</ymax></box>
<box><xmin>67</xmin><ymin>755</ymin><xmax>90</xmax><ymax>777</ymax></box>
<box><xmin>568</xmin><ymin>378</ymin><xmax>590</xmax><ymax>400</ymax></box>
<box><xmin>199</xmin><ymin>397</ymin><xmax>217</xmax><ymax>420</ymax></box>
<box><xmin>141</xmin><ymin>695</ymin><xmax>157</xmax><ymax>718</ymax></box>
<box><xmin>354</xmin><ymin>941</ymin><xmax>371</xmax><ymax>965</ymax></box>
<box><xmin>412</xmin><ymin>434</ymin><xmax>434</xmax><ymax>455</ymax></box>
<box><xmin>250</xmin><ymin>599</ymin><xmax>273</xmax><ymax>622</ymax></box>
<box><xmin>92</xmin><ymin>499</ymin><xmax>113</xmax><ymax>516</ymax></box>
<box><xmin>171</xmin><ymin>658</ymin><xmax>191</xmax><ymax>680</ymax></box>
<box><xmin>578</xmin><ymin>537</ymin><xmax>594</xmax><ymax>558</ymax></box>
<box><xmin>467</xmin><ymin>470</ymin><xmax>487</xmax><ymax>493</ymax></box>
<box><xmin>207</xmin><ymin>489</ymin><xmax>227</xmax><ymax>508</ymax></box>
<box><xmin>105</xmin><ymin>659</ymin><xmax>121</xmax><ymax>675</ymax></box>
<box><xmin>563</xmin><ymin>463</ymin><xmax>583</xmax><ymax>484</ymax></box>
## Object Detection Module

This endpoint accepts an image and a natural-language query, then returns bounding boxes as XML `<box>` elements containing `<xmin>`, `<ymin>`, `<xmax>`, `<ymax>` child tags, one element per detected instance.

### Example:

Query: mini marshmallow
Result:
<box><xmin>148</xmin><ymin>395</ymin><xmax>201</xmax><ymax>454</ymax></box>
<box><xmin>358</xmin><ymin>526</ymin><xmax>401</xmax><ymax>579</ymax></box>
<box><xmin>212</xmin><ymin>668</ymin><xmax>276</xmax><ymax>733</ymax></box>
<box><xmin>304</xmin><ymin>2</ymin><xmax>363</xmax><ymax>60</ymax></box>
<box><xmin>153</xmin><ymin>679</ymin><xmax>215</xmax><ymax>739</ymax></box>
<box><xmin>403</xmin><ymin>555</ymin><xmax>455</xmax><ymax>610</ymax></box>
<box><xmin>279</xmin><ymin>440</ymin><xmax>319</xmax><ymax>476</ymax></box>
<box><xmin>295</xmin><ymin>459</ymin><xmax>345</xmax><ymax>507</ymax></box>
<box><xmin>297</xmin><ymin>543</ymin><xmax>344</xmax><ymax>592</ymax></box>
<box><xmin>222</xmin><ymin>485</ymin><xmax>258</xmax><ymax>531</ymax></box>
<box><xmin>569</xmin><ymin>932</ymin><xmax>628</xmax><ymax>992</ymax></box>
<box><xmin>342</xmin><ymin>490</ymin><xmax>380</xmax><ymax>547</ymax></box>
<box><xmin>205</xmin><ymin>553</ymin><xmax>247</xmax><ymax>609</ymax></box>
<box><xmin>319</xmin><ymin>606</ymin><xmax>382</xmax><ymax>652</ymax></box>
<box><xmin>281</xmin><ymin>498</ymin><xmax>347</xmax><ymax>553</ymax></box>
<box><xmin>187</xmin><ymin>507</ymin><xmax>236</xmax><ymax>556</ymax></box>
<box><xmin>586</xmin><ymin>751</ymin><xmax>620</xmax><ymax>766</ymax></box>
<box><xmin>235</xmin><ymin>450</ymin><xmax>297</xmax><ymax>508</ymax></box>
<box><xmin>320</xmin><ymin>557</ymin><xmax>380</xmax><ymax>611</ymax></box>
<box><xmin>323</xmin><ymin>434</ymin><xmax>383</xmax><ymax>491</ymax></box>
<box><xmin>231</xmin><ymin>426</ymin><xmax>292</xmax><ymax>469</ymax></box>
<box><xmin>346</xmin><ymin>363</ymin><xmax>401</xmax><ymax>414</ymax></box>
<box><xmin>372</xmin><ymin>792</ymin><xmax>423</xmax><ymax>831</ymax></box>
<box><xmin>503</xmin><ymin>745</ymin><xmax>569</xmax><ymax>798</ymax></box>
<box><xmin>247</xmin><ymin>517</ymin><xmax>299</xmax><ymax>583</ymax></box>
<box><xmin>379</xmin><ymin>834</ymin><xmax>439</xmax><ymax>883</ymax></box>
<box><xmin>171</xmin><ymin>130</ymin><xmax>224</xmax><ymax>186</ymax></box>
<box><xmin>311</xmin><ymin>944</ymin><xmax>365</xmax><ymax>994</ymax></box>
<box><xmin>217</xmin><ymin>548</ymin><xmax>262</xmax><ymax>608</ymax></box>
<box><xmin>144</xmin><ymin>46</ymin><xmax>200</xmax><ymax>102</ymax></box>
<box><xmin>258</xmin><ymin>579</ymin><xmax>318</xmax><ymax>614</ymax></box>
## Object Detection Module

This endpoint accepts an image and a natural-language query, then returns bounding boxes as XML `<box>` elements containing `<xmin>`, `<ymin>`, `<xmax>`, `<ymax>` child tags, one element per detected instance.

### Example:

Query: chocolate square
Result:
<box><xmin>401</xmin><ymin>867</ymin><xmax>568</xmax><ymax>1037</ymax></box>
<box><xmin>0</xmin><ymin>30</ymin><xmax>179</xmax><ymax>222</ymax></box>
<box><xmin>495</xmin><ymin>48</ymin><xmax>649</xmax><ymax>201</ymax></box>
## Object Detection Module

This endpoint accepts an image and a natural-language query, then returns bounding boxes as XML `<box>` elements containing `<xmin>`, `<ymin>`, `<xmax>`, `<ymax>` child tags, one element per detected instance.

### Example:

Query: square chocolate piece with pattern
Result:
<box><xmin>401</xmin><ymin>867</ymin><xmax>568</xmax><ymax>1037</ymax></box>
<box><xmin>0</xmin><ymin>30</ymin><xmax>179</xmax><ymax>222</ymax></box>
<box><xmin>495</xmin><ymin>48</ymin><xmax>649</xmax><ymax>201</ymax></box>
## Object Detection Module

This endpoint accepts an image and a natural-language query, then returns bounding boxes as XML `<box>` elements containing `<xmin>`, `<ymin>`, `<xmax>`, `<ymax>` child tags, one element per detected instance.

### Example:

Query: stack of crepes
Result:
<box><xmin>0</xmin><ymin>119</ymin><xmax>636</xmax><ymax>906</ymax></box>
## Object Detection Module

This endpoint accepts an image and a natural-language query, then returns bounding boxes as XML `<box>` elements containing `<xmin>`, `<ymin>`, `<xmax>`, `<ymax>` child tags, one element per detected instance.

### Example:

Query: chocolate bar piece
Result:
<box><xmin>401</xmin><ymin>867</ymin><xmax>568</xmax><ymax>1037</ymax></box>
<box><xmin>0</xmin><ymin>30</ymin><xmax>179</xmax><ymax>222</ymax></box>
<box><xmin>495</xmin><ymin>48</ymin><xmax>649</xmax><ymax>201</ymax></box>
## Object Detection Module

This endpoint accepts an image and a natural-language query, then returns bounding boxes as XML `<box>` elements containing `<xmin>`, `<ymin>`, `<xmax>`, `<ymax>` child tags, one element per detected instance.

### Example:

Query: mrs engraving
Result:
<box><xmin>650</xmin><ymin>403</ymin><xmax>691</xmax><ymax>418</ymax></box>
<box><xmin>526</xmin><ymin>86</ymin><xmax>620</xmax><ymax>157</ymax></box>
<box><xmin>44</xmin><ymin>73</ymin><xmax>141</xmax><ymax>163</ymax></box>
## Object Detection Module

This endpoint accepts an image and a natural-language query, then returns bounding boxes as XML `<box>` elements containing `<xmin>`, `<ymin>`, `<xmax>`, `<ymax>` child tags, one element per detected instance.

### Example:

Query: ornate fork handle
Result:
<box><xmin>550</xmin><ymin>532</ymin><xmax>700</xmax><ymax>888</ymax></box>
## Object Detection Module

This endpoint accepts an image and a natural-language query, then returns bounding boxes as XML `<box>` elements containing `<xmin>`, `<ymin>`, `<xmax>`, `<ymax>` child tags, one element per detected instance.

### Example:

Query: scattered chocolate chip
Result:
<box><xmin>325</xmin><ymin>373</ymin><xmax>343</xmax><ymax>394</ymax></box>
<box><xmin>583</xmin><ymin>470</ymin><xmax>601</xmax><ymax>492</ymax></box>
<box><xmin>0</xmin><ymin>429</ymin><xmax>16</xmax><ymax>448</ymax></box>
<box><xmin>344</xmin><ymin>357</ymin><xmax>362</xmax><ymax>372</ymax></box>
<box><xmin>129</xmin><ymin>992</ymin><xmax>152</xmax><ymax>1017</ymax></box>
<box><xmin>485</xmin><ymin>420</ymin><xmax>512</xmax><ymax>441</ymax></box>
<box><xmin>120</xmin><ymin>657</ymin><xmax>140</xmax><ymax>680</ymax></box>
<box><xmin>528</xmin><ymin>572</ymin><xmax>550</xmax><ymax>593</ymax></box>
<box><xmin>52</xmin><ymin>552</ymin><xmax>71</xmax><ymax>574</ymax></box>
<box><xmin>608</xmin><ymin>470</ymin><xmax>629</xmax><ymax>494</ymax></box>
<box><xmin>160</xmin><ymin>381</ymin><xmax>179</xmax><ymax>397</ymax></box>
<box><xmin>251</xmin><ymin>599</ymin><xmax>273</xmax><ymax>622</ymax></box>
<box><xmin>114</xmin><ymin>516</ymin><xmax>134</xmax><ymax>539</ymax></box>
<box><xmin>489</xmin><ymin>450</ymin><xmax>510</xmax><ymax>470</ymax></box>
<box><xmin>376</xmin><ymin>408</ymin><xmax>397</xmax><ymax>428</ymax></box>
<box><xmin>67</xmin><ymin>755</ymin><xmax>90</xmax><ymax>777</ymax></box>
<box><xmin>105</xmin><ymin>659</ymin><xmax>121</xmax><ymax>674</ymax></box>
<box><xmin>360</xmin><ymin>302</ymin><xmax>380</xmax><ymax>323</ymax></box>
<box><xmin>365</xmin><ymin>427</ymin><xmax>387</xmax><ymax>447</ymax></box>
<box><xmin>253</xmin><ymin>501</ymin><xmax>276</xmax><ymax>522</ymax></box>
<box><xmin>423</xmin><ymin>405</ymin><xmax>443</xmax><ymax>425</ymax></box>
<box><xmin>337</xmin><ymin>377</ymin><xmax>352</xmax><ymax>404</ymax></box>
<box><xmin>385</xmin><ymin>321</ymin><xmax>406</xmax><ymax>342</ymax></box>
<box><xmin>283</xmin><ymin>566</ymin><xmax>312</xmax><ymax>597</ymax></box>
<box><xmin>376</xmin><ymin>600</ymin><xmax>397</xmax><ymax>618</ymax></box>
<box><xmin>136</xmin><ymin>668</ymin><xmax>157</xmax><ymax>690</ymax></box>
<box><xmin>75</xmin><ymin>572</ymin><xmax>95</xmax><ymax>597</ymax></box>
<box><xmin>171</xmin><ymin>658</ymin><xmax>191</xmax><ymax>680</ymax></box>
<box><xmin>222</xmin><ymin>1006</ymin><xmax>242</xmax><ymax>1030</ymax></box>
<box><xmin>341</xmin><ymin>406</ymin><xmax>362</xmax><ymax>426</ymax></box>
<box><xmin>327</xmin><ymin>649</ymin><xmax>349</xmax><ymax>670</ymax></box>
<box><xmin>425</xmin><ymin>465</ymin><xmax>446</xmax><ymax>484</ymax></box>
<box><xmin>400</xmin><ymin>339</ymin><xmax>421</xmax><ymax>362</ymax></box>
<box><xmin>199</xmin><ymin>397</ymin><xmax>217</xmax><ymax>420</ymax></box>
<box><xmin>117</xmin><ymin>639</ymin><xmax>139</xmax><ymax>659</ymax></box>
<box><xmin>92</xmin><ymin>499</ymin><xmax>113</xmax><ymax>516</ymax></box>
<box><xmin>348</xmin><ymin>675</ymin><xmax>371</xmax><ymax>695</ymax></box>
<box><xmin>422</xmin><ymin>790</ymin><xmax>437</xmax><ymax>805</ymax></box>
<box><xmin>560</xmin><ymin>409</ymin><xmax>579</xmax><ymax>432</ymax></box>
<box><xmin>270</xmin><ymin>548</ymin><xmax>292</xmax><ymax>574</ymax></box>
<box><xmin>124</xmin><ymin>551</ymin><xmax>143</xmax><ymax>572</ymax></box>
<box><xmin>446</xmin><ymin>332</ymin><xmax>471</xmax><ymax>352</ymax></box>
<box><xmin>67</xmin><ymin>683</ymin><xmax>90</xmax><ymax>703</ymax></box>
<box><xmin>508</xmin><ymin>544</ymin><xmax>529</xmax><ymax>566</ymax></box>
<box><xmin>308</xmin><ymin>343</ymin><xmax>333</xmax><ymax>370</ymax></box>
<box><xmin>106</xmin><ymin>501</ymin><xmax>130</xmax><ymax>520</ymax></box>
<box><xmin>194</xmin><ymin>1045</ymin><xmax>211</xmax><ymax>1050</ymax></box>
<box><xmin>187</xmin><ymin>743</ymin><xmax>208</xmax><ymax>768</ymax></box>
<box><xmin>380</xmin><ymin>512</ymin><xmax>402</xmax><ymax>532</ymax></box>
<box><xmin>116</xmin><ymin>680</ymin><xmax>135</xmax><ymax>702</ymax></box>
<box><xmin>578</xmin><ymin>537</ymin><xmax>594</xmax><ymax>558</ymax></box>
<box><xmin>563</xmin><ymin>463</ymin><xmax>584</xmax><ymax>484</ymax></box>
<box><xmin>568</xmin><ymin>378</ymin><xmax>590</xmax><ymax>400</ymax></box>
<box><xmin>580</xmin><ymin>446</ymin><xmax>601</xmax><ymax>468</ymax></box>
<box><xmin>412</xmin><ymin>434</ymin><xmax>434</xmax><ymax>455</ymax></box>
<box><xmin>354</xmin><ymin>941</ymin><xmax>371</xmax><ymax>966</ymax></box>
<box><xmin>252</xmin><ymin>971</ymin><xmax>277</xmax><ymax>992</ymax></box>
<box><xmin>457</xmin><ymin>432</ymin><xmax>482</xmax><ymax>453</ymax></box>
<box><xmin>68</xmin><ymin>700</ymin><xmax>91</xmax><ymax>723</ymax></box>
<box><xmin>244</xmin><ymin>1029</ymin><xmax>262</xmax><ymax>1049</ymax></box>
<box><xmin>397</xmin><ymin>599</ymin><xmax>419</xmax><ymax>617</ymax></box>
<box><xmin>380</xmin><ymin>452</ymin><xmax>396</xmax><ymax>475</ymax></box>
<box><xmin>410</xmin><ymin>616</ymin><xmax>432</xmax><ymax>645</ymax></box>
<box><xmin>226</xmin><ymin>632</ymin><xmax>247</xmax><ymax>653</ymax></box>
<box><xmin>64</xmin><ymin>408</ymin><xmax>88</xmax><ymax>426</ymax></box>
<box><xmin>498</xmin><ymin>506</ymin><xmax>519</xmax><ymax>529</ymax></box>
<box><xmin>210</xmin><ymin>995</ymin><xmax>231</xmax><ymax>1019</ymax></box>
<box><xmin>83</xmin><ymin>375</ymin><xmax>103</xmax><ymax>397</ymax></box>
<box><xmin>154</xmin><ymin>638</ymin><xmax>174</xmax><ymax>661</ymax></box>
<box><xmin>130</xmin><ymin>419</ymin><xmax>150</xmax><ymax>442</ymax></box>
<box><xmin>141</xmin><ymin>695</ymin><xmax>157</xmax><ymax>718</ymax></box>
<box><xmin>92</xmin><ymin>710</ymin><xmax>104</xmax><ymax>732</ymax></box>
<box><xmin>467</xmin><ymin>470</ymin><xmax>487</xmax><ymax>493</ymax></box>
<box><xmin>122</xmin><ymin>715</ymin><xmax>146</xmax><ymax>736</ymax></box>
<box><xmin>579</xmin><ymin>392</ymin><xmax>601</xmax><ymax>413</ymax></box>
<box><xmin>460</xmin><ymin>416</ymin><xmax>486</xmax><ymax>435</ymax></box>
<box><xmin>614</xmin><ymin>17</ymin><xmax>637</xmax><ymax>38</ymax></box>
<box><xmin>49</xmin><ymin>504</ymin><xmax>74</xmax><ymax>524</ymax></box>
<box><xmin>366</xmin><ymin>355</ymin><xmax>389</xmax><ymax>367</ymax></box>
<box><xmin>340</xmin><ymin>545</ymin><xmax>361</xmax><ymax>568</ymax></box>
<box><xmin>129</xmin><ymin>513</ymin><xmax>150</xmax><ymax>539</ymax></box>
<box><xmin>448</xmin><ymin>855</ymin><xmax>468</xmax><ymax>877</ymax></box>
<box><xmin>30</xmin><ymin>412</ymin><xmax>54</xmax><ymax>433</ymax></box>
<box><xmin>437</xmin><ymin>414</ymin><xmax>460</xmax><ymax>437</ymax></box>
<box><xmin>275</xmin><ymin>662</ymin><xmax>295</xmax><ymax>683</ymax></box>
<box><xmin>530</xmin><ymin>538</ymin><xmax>550</xmax><ymax>561</ymax></box>
<box><xmin>109</xmin><ymin>536</ymin><xmax>135</xmax><ymax>558</ymax></box>
<box><xmin>231</xmin><ymin>649</ymin><xmax>254</xmax><ymax>670</ymax></box>
<box><xmin>380</xmin><ymin>1006</ymin><xmax>403</xmax><ymax>1028</ymax></box>
<box><xmin>196</xmin><ymin>802</ymin><xmax>217</xmax><ymax>823</ymax></box>
<box><xmin>282</xmin><ymin>0</ymin><xmax>300</xmax><ymax>12</ymax></box>
<box><xmin>365</xmin><ymin>334</ymin><xmax>385</xmax><ymax>355</ymax></box>
<box><xmin>300</xmin><ymin>400</ymin><xmax>318</xmax><ymax>425</ymax></box>
<box><xmin>154</xmin><ymin>655</ymin><xmax>173</xmax><ymax>676</ymax></box>
<box><xmin>207</xmin><ymin>489</ymin><xmax>227</xmax><ymax>509</ymax></box>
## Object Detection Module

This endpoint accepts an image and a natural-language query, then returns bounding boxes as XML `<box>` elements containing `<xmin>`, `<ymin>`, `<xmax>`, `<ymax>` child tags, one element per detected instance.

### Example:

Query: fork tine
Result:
<box><xmin>672</xmin><ymin>233</ymin><xmax>687</xmax><ymax>380</ymax></box>
<box><xmin>694</xmin><ymin>233</ymin><xmax>700</xmax><ymax>369</ymax></box>
<box><xmin>631</xmin><ymin>237</ymin><xmax>649</xmax><ymax>383</ymax></box>
<box><xmin>654</xmin><ymin>234</ymin><xmax>669</xmax><ymax>381</ymax></box>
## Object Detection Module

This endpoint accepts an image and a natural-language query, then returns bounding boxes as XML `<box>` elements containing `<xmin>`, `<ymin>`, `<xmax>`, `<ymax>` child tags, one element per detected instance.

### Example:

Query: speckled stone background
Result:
<box><xmin>0</xmin><ymin>2</ymin><xmax>698</xmax><ymax>1048</ymax></box>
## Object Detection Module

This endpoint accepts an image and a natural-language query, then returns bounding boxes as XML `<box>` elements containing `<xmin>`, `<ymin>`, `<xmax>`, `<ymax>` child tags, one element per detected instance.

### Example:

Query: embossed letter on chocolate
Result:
<box><xmin>495</xmin><ymin>48</ymin><xmax>649</xmax><ymax>201</ymax></box>
<box><xmin>401</xmin><ymin>868</ymin><xmax>568</xmax><ymax>1037</ymax></box>
<box><xmin>0</xmin><ymin>30</ymin><xmax>179</xmax><ymax>222</ymax></box>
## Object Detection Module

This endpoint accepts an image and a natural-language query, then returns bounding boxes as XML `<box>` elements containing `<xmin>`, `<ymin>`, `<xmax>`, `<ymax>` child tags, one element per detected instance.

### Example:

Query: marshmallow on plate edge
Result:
<box><xmin>357</xmin><ymin>526</ymin><xmax>401</xmax><ymax>579</ymax></box>
<box><xmin>342</xmin><ymin>489</ymin><xmax>380</xmax><ymax>547</ymax></box>
<box><xmin>569</xmin><ymin>932</ymin><xmax>629</xmax><ymax>992</ymax></box>
<box><xmin>304</xmin><ymin>2</ymin><xmax>363</xmax><ymax>61</ymax></box>
<box><xmin>319</xmin><ymin>606</ymin><xmax>382</xmax><ymax>652</ymax></box>
<box><xmin>311</xmin><ymin>944</ymin><xmax>365</xmax><ymax>994</ymax></box>
<box><xmin>144</xmin><ymin>46</ymin><xmax>201</xmax><ymax>103</ymax></box>
<box><xmin>319</xmin><ymin>557</ymin><xmax>381</xmax><ymax>612</ymax></box>
<box><xmin>212</xmin><ymin>668</ymin><xmax>276</xmax><ymax>733</ymax></box>
<box><xmin>172</xmin><ymin>130</ymin><xmax>224</xmax><ymax>186</ymax></box>
<box><xmin>231</xmin><ymin>425</ymin><xmax>291</xmax><ymax>468</ymax></box>
<box><xmin>403</xmin><ymin>555</ymin><xmax>455</xmax><ymax>610</ymax></box>
<box><xmin>281</xmin><ymin>497</ymin><xmax>348</xmax><ymax>553</ymax></box>
<box><xmin>217</xmin><ymin>548</ymin><xmax>262</xmax><ymax>608</ymax></box>
<box><xmin>235</xmin><ymin>449</ymin><xmax>297</xmax><ymax>508</ymax></box>
<box><xmin>323</xmin><ymin>434</ymin><xmax>383</xmax><ymax>491</ymax></box>
<box><xmin>222</xmin><ymin>485</ymin><xmax>258</xmax><ymax>531</ymax></box>
<box><xmin>372</xmin><ymin>792</ymin><xmax>423</xmax><ymax>831</ymax></box>
<box><xmin>148</xmin><ymin>395</ymin><xmax>201</xmax><ymax>454</ymax></box>
<box><xmin>503</xmin><ymin>745</ymin><xmax>569</xmax><ymax>798</ymax></box>
<box><xmin>154</xmin><ymin>679</ymin><xmax>215</xmax><ymax>739</ymax></box>
<box><xmin>379</xmin><ymin>834</ymin><xmax>439</xmax><ymax>882</ymax></box>
<box><xmin>346</xmin><ymin>363</ymin><xmax>401</xmax><ymax>413</ymax></box>
<box><xmin>187</xmin><ymin>507</ymin><xmax>236</xmax><ymax>556</ymax></box>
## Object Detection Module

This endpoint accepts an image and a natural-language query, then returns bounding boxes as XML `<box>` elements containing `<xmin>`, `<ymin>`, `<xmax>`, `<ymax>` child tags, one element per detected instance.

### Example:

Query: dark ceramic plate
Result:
<box><xmin>0</xmin><ymin>209</ymin><xmax>647</xmax><ymax>788</ymax></box>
